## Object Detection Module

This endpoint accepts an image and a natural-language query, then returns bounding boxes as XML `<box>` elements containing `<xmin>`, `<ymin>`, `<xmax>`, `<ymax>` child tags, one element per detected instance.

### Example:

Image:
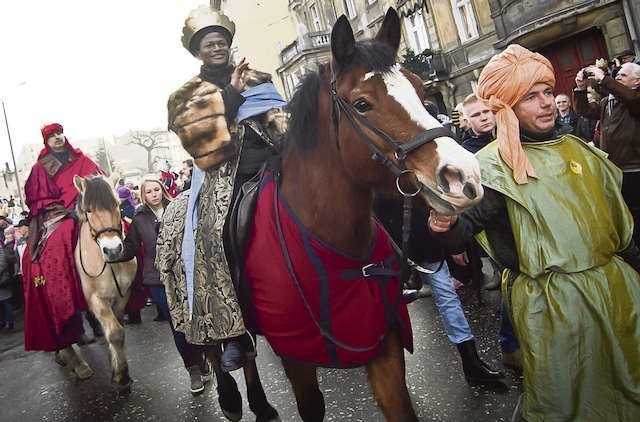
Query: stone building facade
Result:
<box><xmin>276</xmin><ymin>0</ymin><xmax>639</xmax><ymax>113</ymax></box>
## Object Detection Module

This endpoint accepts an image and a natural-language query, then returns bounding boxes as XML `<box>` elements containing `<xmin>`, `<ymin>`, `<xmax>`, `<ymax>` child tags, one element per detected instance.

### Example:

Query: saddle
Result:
<box><xmin>227</xmin><ymin>157</ymin><xmax>280</xmax><ymax>332</ymax></box>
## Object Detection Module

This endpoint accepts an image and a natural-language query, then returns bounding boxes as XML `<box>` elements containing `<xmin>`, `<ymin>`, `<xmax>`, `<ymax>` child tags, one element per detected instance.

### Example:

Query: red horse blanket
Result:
<box><xmin>245</xmin><ymin>174</ymin><xmax>412</xmax><ymax>367</ymax></box>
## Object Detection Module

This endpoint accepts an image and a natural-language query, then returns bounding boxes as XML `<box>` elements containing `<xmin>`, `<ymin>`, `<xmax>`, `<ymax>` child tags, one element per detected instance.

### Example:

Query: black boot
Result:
<box><xmin>457</xmin><ymin>339</ymin><xmax>505</xmax><ymax>384</ymax></box>
<box><xmin>220</xmin><ymin>333</ymin><xmax>256</xmax><ymax>373</ymax></box>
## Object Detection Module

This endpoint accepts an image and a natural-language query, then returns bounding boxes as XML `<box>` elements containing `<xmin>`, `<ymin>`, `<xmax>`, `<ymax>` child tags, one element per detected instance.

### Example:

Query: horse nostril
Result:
<box><xmin>463</xmin><ymin>182</ymin><xmax>477</xmax><ymax>200</ymax></box>
<box><xmin>437</xmin><ymin>165</ymin><xmax>464</xmax><ymax>194</ymax></box>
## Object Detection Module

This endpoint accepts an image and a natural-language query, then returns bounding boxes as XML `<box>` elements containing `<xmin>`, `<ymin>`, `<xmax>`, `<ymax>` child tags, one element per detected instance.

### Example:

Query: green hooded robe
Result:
<box><xmin>476</xmin><ymin>135</ymin><xmax>640</xmax><ymax>421</ymax></box>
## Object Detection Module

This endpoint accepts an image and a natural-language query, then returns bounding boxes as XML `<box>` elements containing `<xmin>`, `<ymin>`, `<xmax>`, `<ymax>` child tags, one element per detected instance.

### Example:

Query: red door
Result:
<box><xmin>538</xmin><ymin>29</ymin><xmax>608</xmax><ymax>96</ymax></box>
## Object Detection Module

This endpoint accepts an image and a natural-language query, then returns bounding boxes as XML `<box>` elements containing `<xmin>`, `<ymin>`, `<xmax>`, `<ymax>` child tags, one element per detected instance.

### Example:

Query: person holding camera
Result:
<box><xmin>574</xmin><ymin>62</ymin><xmax>640</xmax><ymax>244</ymax></box>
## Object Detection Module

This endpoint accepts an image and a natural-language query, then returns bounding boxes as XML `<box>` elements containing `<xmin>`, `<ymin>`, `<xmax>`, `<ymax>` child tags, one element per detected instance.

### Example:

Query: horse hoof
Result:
<box><xmin>54</xmin><ymin>351</ymin><xmax>67</xmax><ymax>367</ymax></box>
<box><xmin>73</xmin><ymin>362</ymin><xmax>94</xmax><ymax>380</ymax></box>
<box><xmin>256</xmin><ymin>408</ymin><xmax>280</xmax><ymax>422</ymax></box>
<box><xmin>222</xmin><ymin>409</ymin><xmax>242</xmax><ymax>422</ymax></box>
<box><xmin>218</xmin><ymin>384</ymin><xmax>242</xmax><ymax>422</ymax></box>
<box><xmin>117</xmin><ymin>382</ymin><xmax>132</xmax><ymax>397</ymax></box>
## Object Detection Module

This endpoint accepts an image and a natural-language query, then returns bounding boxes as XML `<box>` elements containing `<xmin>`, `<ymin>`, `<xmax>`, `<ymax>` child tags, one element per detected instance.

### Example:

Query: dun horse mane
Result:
<box><xmin>78</xmin><ymin>176</ymin><xmax>119</xmax><ymax>214</ymax></box>
<box><xmin>287</xmin><ymin>39</ymin><xmax>397</xmax><ymax>152</ymax></box>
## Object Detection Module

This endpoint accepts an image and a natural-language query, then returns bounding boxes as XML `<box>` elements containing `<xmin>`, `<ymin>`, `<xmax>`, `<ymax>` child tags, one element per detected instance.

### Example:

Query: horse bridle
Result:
<box><xmin>330</xmin><ymin>72</ymin><xmax>450</xmax><ymax>283</ymax></box>
<box><xmin>272</xmin><ymin>68</ymin><xmax>450</xmax><ymax>351</ymax></box>
<box><xmin>330</xmin><ymin>75</ymin><xmax>453</xmax><ymax>196</ymax></box>
<box><xmin>78</xmin><ymin>209</ymin><xmax>127</xmax><ymax>298</ymax></box>
<box><xmin>84</xmin><ymin>211</ymin><xmax>123</xmax><ymax>242</ymax></box>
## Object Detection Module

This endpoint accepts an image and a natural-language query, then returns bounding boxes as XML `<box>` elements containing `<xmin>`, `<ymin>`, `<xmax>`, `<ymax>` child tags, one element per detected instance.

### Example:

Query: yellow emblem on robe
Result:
<box><xmin>33</xmin><ymin>275</ymin><xmax>45</xmax><ymax>287</ymax></box>
<box><xmin>569</xmin><ymin>160</ymin><xmax>582</xmax><ymax>175</ymax></box>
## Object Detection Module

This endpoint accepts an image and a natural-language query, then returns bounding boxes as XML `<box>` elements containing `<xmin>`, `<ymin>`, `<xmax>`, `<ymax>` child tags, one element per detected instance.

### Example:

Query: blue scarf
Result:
<box><xmin>182</xmin><ymin>165</ymin><xmax>205</xmax><ymax>313</ymax></box>
<box><xmin>236</xmin><ymin>82</ymin><xmax>287</xmax><ymax>123</ymax></box>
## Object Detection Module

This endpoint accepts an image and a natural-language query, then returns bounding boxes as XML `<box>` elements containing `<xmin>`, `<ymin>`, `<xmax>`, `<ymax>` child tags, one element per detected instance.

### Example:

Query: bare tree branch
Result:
<box><xmin>128</xmin><ymin>131</ymin><xmax>170</xmax><ymax>171</ymax></box>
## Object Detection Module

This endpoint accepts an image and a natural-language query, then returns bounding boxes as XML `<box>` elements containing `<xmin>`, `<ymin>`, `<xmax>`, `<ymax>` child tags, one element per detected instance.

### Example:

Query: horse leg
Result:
<box><xmin>55</xmin><ymin>346</ymin><xmax>94</xmax><ymax>380</ymax></box>
<box><xmin>206</xmin><ymin>346</ymin><xmax>243</xmax><ymax>422</ymax></box>
<box><xmin>365</xmin><ymin>328</ymin><xmax>417</xmax><ymax>422</ymax></box>
<box><xmin>242</xmin><ymin>358</ymin><xmax>279</xmax><ymax>421</ymax></box>
<box><xmin>282</xmin><ymin>359</ymin><xmax>325</xmax><ymax>422</ymax></box>
<box><xmin>88</xmin><ymin>294</ymin><xmax>131</xmax><ymax>395</ymax></box>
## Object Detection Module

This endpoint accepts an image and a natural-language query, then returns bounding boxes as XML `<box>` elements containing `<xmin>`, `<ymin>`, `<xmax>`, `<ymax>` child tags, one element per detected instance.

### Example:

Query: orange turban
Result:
<box><xmin>477</xmin><ymin>44</ymin><xmax>555</xmax><ymax>184</ymax></box>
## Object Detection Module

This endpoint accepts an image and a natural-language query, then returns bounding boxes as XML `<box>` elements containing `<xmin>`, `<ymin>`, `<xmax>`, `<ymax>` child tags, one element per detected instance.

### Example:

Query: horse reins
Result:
<box><xmin>78</xmin><ymin>211</ymin><xmax>127</xmax><ymax>298</ymax></box>
<box><xmin>330</xmin><ymin>74</ymin><xmax>451</xmax><ymax>283</ymax></box>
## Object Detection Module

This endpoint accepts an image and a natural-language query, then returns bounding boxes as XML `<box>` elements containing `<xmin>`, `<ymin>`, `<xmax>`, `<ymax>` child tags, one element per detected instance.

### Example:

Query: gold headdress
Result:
<box><xmin>181</xmin><ymin>6</ymin><xmax>236</xmax><ymax>54</ymax></box>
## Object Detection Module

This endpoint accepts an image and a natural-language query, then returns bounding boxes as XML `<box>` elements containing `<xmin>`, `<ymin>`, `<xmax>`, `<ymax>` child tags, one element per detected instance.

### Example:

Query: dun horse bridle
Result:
<box><xmin>84</xmin><ymin>211</ymin><xmax>123</xmax><ymax>243</ymax></box>
<box><xmin>78</xmin><ymin>209</ymin><xmax>127</xmax><ymax>298</ymax></box>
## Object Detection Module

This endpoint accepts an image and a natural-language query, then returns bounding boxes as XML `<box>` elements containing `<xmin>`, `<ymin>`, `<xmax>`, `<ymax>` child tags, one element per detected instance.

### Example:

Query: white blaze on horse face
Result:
<box><xmin>369</xmin><ymin>64</ymin><xmax>483</xmax><ymax>212</ymax></box>
<box><xmin>369</xmin><ymin>64</ymin><xmax>441</xmax><ymax>130</ymax></box>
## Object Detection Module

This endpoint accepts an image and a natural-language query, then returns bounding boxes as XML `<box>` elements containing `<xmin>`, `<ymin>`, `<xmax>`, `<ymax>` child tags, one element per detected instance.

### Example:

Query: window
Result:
<box><xmin>450</xmin><ymin>0</ymin><xmax>479</xmax><ymax>42</ymax></box>
<box><xmin>404</xmin><ymin>9</ymin><xmax>430</xmax><ymax>53</ymax></box>
<box><xmin>310</xmin><ymin>3</ymin><xmax>322</xmax><ymax>31</ymax></box>
<box><xmin>287</xmin><ymin>73</ymin><xmax>300</xmax><ymax>98</ymax></box>
<box><xmin>344</xmin><ymin>0</ymin><xmax>357</xmax><ymax>19</ymax></box>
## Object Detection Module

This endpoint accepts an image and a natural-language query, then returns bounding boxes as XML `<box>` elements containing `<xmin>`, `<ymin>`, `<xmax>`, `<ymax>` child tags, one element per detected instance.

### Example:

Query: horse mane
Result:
<box><xmin>286</xmin><ymin>39</ymin><xmax>397</xmax><ymax>152</ymax></box>
<box><xmin>79</xmin><ymin>176</ymin><xmax>119</xmax><ymax>213</ymax></box>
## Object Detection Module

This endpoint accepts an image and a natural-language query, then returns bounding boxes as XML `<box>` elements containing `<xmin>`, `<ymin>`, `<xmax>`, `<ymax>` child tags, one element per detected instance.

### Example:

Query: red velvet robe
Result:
<box><xmin>22</xmin><ymin>141</ymin><xmax>102</xmax><ymax>351</ymax></box>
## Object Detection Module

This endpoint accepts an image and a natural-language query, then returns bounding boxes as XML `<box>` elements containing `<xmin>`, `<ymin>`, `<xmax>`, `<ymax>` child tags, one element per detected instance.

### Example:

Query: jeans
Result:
<box><xmin>499</xmin><ymin>301</ymin><xmax>519</xmax><ymax>353</ymax></box>
<box><xmin>0</xmin><ymin>298</ymin><xmax>12</xmax><ymax>324</ymax></box>
<box><xmin>418</xmin><ymin>261</ymin><xmax>473</xmax><ymax>345</ymax></box>
<box><xmin>149</xmin><ymin>285</ymin><xmax>207</xmax><ymax>368</ymax></box>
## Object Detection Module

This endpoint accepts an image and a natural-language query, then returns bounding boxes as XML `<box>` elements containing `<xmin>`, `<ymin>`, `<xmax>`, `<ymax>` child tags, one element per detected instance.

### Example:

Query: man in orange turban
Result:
<box><xmin>430</xmin><ymin>44</ymin><xmax>640</xmax><ymax>420</ymax></box>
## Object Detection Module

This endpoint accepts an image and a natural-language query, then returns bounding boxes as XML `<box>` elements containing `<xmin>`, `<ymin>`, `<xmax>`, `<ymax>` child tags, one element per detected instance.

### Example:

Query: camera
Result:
<box><xmin>582</xmin><ymin>70</ymin><xmax>594</xmax><ymax>79</ymax></box>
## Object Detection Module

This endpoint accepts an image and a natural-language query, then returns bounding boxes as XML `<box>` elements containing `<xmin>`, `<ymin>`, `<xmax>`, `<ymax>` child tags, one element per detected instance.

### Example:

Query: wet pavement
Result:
<box><xmin>0</xmin><ymin>262</ymin><xmax>522</xmax><ymax>421</ymax></box>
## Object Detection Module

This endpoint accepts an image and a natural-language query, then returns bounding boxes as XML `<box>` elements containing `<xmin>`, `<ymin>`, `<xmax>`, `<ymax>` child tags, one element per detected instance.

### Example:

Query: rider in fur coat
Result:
<box><xmin>158</xmin><ymin>6</ymin><xmax>286</xmax><ymax>374</ymax></box>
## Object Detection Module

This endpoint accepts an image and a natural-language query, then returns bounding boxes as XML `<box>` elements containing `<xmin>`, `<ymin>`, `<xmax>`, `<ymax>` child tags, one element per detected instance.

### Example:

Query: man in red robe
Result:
<box><xmin>22</xmin><ymin>123</ymin><xmax>102</xmax><ymax>379</ymax></box>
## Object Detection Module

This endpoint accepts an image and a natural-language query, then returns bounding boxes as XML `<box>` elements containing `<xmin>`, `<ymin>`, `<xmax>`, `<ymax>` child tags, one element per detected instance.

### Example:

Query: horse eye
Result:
<box><xmin>353</xmin><ymin>99</ymin><xmax>372</xmax><ymax>113</ymax></box>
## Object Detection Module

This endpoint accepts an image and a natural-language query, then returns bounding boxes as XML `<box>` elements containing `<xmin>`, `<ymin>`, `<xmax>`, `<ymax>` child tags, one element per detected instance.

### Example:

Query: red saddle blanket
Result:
<box><xmin>245</xmin><ymin>174</ymin><xmax>412</xmax><ymax>367</ymax></box>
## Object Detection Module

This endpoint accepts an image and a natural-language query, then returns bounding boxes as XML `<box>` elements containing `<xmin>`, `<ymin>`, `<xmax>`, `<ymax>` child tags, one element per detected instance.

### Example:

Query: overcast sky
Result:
<box><xmin>0</xmin><ymin>0</ymin><xmax>214</xmax><ymax>167</ymax></box>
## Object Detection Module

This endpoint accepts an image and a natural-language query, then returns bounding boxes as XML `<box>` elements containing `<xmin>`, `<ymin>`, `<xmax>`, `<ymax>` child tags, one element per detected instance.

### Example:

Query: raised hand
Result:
<box><xmin>231</xmin><ymin>57</ymin><xmax>250</xmax><ymax>92</ymax></box>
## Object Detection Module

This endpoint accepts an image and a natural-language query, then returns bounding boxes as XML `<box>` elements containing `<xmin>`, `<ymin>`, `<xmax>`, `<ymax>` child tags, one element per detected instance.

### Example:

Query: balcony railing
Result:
<box><xmin>279</xmin><ymin>29</ymin><xmax>331</xmax><ymax>65</ymax></box>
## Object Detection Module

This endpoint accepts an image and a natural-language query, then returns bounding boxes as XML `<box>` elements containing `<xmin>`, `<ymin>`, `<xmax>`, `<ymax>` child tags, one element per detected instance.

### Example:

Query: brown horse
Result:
<box><xmin>241</xmin><ymin>9</ymin><xmax>483</xmax><ymax>421</ymax></box>
<box><xmin>73</xmin><ymin>175</ymin><xmax>138</xmax><ymax>395</ymax></box>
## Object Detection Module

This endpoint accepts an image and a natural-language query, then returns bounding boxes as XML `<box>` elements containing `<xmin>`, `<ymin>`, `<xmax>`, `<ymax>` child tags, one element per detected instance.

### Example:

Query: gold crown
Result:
<box><xmin>181</xmin><ymin>6</ymin><xmax>236</xmax><ymax>53</ymax></box>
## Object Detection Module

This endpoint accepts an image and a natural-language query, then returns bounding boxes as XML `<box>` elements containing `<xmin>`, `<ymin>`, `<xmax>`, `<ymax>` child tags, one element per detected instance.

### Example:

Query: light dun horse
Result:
<box><xmin>73</xmin><ymin>175</ymin><xmax>137</xmax><ymax>394</ymax></box>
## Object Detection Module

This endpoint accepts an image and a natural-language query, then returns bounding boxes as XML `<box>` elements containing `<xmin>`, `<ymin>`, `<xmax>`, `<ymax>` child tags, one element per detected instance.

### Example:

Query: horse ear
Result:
<box><xmin>73</xmin><ymin>175</ymin><xmax>86</xmax><ymax>193</ymax></box>
<box><xmin>375</xmin><ymin>8</ymin><xmax>401</xmax><ymax>54</ymax></box>
<box><xmin>330</xmin><ymin>15</ymin><xmax>356</xmax><ymax>74</ymax></box>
